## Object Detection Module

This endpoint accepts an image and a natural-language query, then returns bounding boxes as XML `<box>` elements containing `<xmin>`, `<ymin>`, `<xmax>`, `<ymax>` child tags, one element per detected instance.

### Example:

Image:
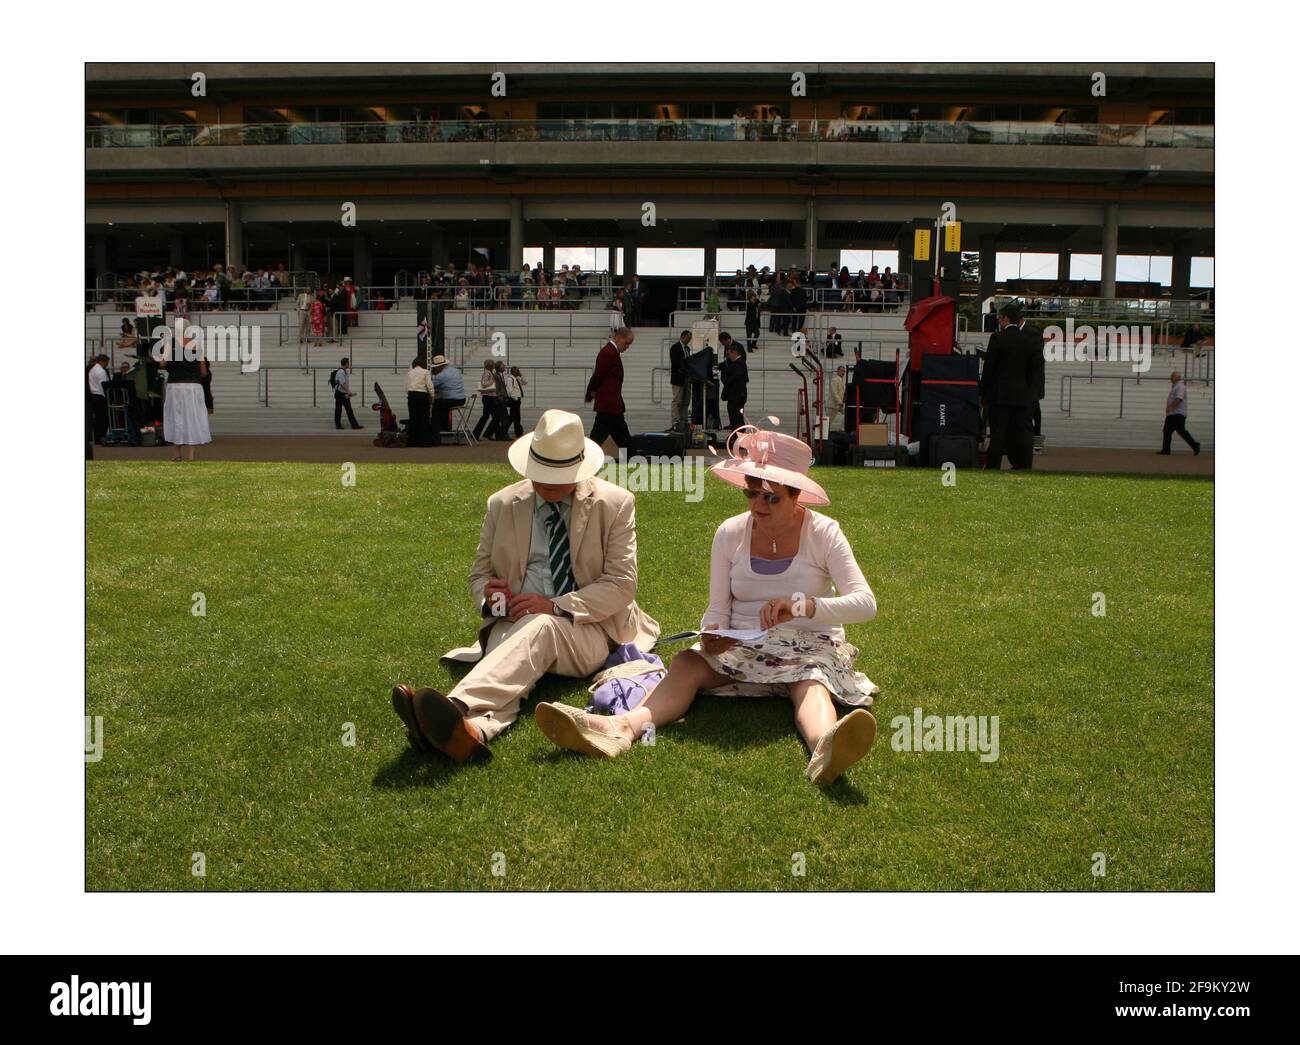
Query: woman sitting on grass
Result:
<box><xmin>536</xmin><ymin>425</ymin><xmax>880</xmax><ymax>785</ymax></box>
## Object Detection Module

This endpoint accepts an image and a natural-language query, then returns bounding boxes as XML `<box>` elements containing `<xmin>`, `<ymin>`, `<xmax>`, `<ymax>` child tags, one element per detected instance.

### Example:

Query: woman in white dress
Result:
<box><xmin>161</xmin><ymin>333</ymin><xmax>212</xmax><ymax>461</ymax></box>
<box><xmin>536</xmin><ymin>426</ymin><xmax>880</xmax><ymax>785</ymax></box>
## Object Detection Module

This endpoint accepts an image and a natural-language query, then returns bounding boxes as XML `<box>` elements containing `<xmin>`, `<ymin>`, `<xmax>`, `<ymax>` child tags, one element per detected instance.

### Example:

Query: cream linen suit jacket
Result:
<box><xmin>442</xmin><ymin>476</ymin><xmax>660</xmax><ymax>662</ymax></box>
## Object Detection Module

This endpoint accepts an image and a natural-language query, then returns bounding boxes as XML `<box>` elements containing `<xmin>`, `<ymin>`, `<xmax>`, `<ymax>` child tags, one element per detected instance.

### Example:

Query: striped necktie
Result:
<box><xmin>545</xmin><ymin>503</ymin><xmax>577</xmax><ymax>596</ymax></box>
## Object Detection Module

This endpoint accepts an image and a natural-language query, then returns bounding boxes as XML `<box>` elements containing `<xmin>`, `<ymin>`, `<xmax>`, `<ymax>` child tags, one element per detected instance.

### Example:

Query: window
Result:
<box><xmin>996</xmin><ymin>252</ymin><xmax>1058</xmax><ymax>280</ymax></box>
<box><xmin>718</xmin><ymin>248</ymin><xmax>777</xmax><ymax>272</ymax></box>
<box><xmin>1116</xmin><ymin>255</ymin><xmax>1172</xmax><ymax>286</ymax></box>
<box><xmin>1190</xmin><ymin>257</ymin><xmax>1214</xmax><ymax>288</ymax></box>
<box><xmin>839</xmin><ymin>249</ymin><xmax>900</xmax><ymax>273</ymax></box>
<box><xmin>625</xmin><ymin>248</ymin><xmax>704</xmax><ymax>276</ymax></box>
<box><xmin>1070</xmin><ymin>254</ymin><xmax>1103</xmax><ymax>281</ymax></box>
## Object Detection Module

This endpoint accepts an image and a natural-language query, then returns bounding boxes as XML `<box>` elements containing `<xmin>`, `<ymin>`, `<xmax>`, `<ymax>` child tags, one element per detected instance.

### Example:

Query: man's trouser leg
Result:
<box><xmin>1162</xmin><ymin>416</ymin><xmax>1176</xmax><ymax>453</ymax></box>
<box><xmin>590</xmin><ymin>412</ymin><xmax>610</xmax><ymax>448</ymax></box>
<box><xmin>1009</xmin><ymin>406</ymin><xmax>1034</xmax><ymax>469</ymax></box>
<box><xmin>1166</xmin><ymin>414</ymin><xmax>1195</xmax><ymax>450</ymax></box>
<box><xmin>449</xmin><ymin>614</ymin><xmax>612</xmax><ymax>741</ymax></box>
<box><xmin>671</xmin><ymin>383</ymin><xmax>687</xmax><ymax>429</ymax></box>
<box><xmin>334</xmin><ymin>394</ymin><xmax>344</xmax><ymax>429</ymax></box>
<box><xmin>986</xmin><ymin>405</ymin><xmax>1010</xmax><ymax>469</ymax></box>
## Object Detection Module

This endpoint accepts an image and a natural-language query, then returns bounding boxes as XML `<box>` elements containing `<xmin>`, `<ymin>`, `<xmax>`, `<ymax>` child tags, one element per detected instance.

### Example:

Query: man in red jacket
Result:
<box><xmin>586</xmin><ymin>327</ymin><xmax>635</xmax><ymax>450</ymax></box>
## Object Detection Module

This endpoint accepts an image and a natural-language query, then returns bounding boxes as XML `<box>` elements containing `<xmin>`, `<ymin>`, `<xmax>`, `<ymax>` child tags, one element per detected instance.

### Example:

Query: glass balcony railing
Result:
<box><xmin>85</xmin><ymin>119</ymin><xmax>1215</xmax><ymax>149</ymax></box>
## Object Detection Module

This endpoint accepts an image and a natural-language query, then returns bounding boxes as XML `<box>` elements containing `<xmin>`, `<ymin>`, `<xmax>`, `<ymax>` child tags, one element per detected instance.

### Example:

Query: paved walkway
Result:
<box><xmin>93</xmin><ymin>434</ymin><xmax>1214</xmax><ymax>476</ymax></box>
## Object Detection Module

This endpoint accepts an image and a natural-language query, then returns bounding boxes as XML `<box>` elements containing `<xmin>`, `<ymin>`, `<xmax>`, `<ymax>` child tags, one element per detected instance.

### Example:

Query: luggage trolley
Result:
<box><xmin>102</xmin><ymin>386</ymin><xmax>133</xmax><ymax>446</ymax></box>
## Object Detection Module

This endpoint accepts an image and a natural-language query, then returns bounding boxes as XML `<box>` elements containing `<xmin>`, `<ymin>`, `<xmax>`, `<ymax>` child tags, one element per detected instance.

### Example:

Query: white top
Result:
<box><xmin>88</xmin><ymin>363</ymin><xmax>108</xmax><ymax>396</ymax></box>
<box><xmin>701</xmin><ymin>509</ymin><xmax>877</xmax><ymax>639</ymax></box>
<box><xmin>406</xmin><ymin>366</ymin><xmax>434</xmax><ymax>394</ymax></box>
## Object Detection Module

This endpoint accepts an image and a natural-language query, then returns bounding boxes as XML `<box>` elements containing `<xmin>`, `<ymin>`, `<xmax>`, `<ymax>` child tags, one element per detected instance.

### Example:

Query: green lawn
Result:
<box><xmin>86</xmin><ymin>461</ymin><xmax>1213</xmax><ymax>891</ymax></box>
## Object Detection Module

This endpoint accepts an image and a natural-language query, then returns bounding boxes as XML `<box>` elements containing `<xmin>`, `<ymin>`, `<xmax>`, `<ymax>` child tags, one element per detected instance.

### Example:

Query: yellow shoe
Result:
<box><xmin>806</xmin><ymin>708</ymin><xmax>877</xmax><ymax>785</ymax></box>
<box><xmin>535</xmin><ymin>702</ymin><xmax>633</xmax><ymax>759</ymax></box>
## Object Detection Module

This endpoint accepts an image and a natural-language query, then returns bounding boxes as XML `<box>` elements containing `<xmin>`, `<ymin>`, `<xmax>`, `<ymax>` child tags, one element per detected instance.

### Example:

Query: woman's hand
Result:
<box><xmin>699</xmin><ymin>625</ymin><xmax>738</xmax><ymax>657</ymax></box>
<box><xmin>759</xmin><ymin>596</ymin><xmax>816</xmax><ymax>629</ymax></box>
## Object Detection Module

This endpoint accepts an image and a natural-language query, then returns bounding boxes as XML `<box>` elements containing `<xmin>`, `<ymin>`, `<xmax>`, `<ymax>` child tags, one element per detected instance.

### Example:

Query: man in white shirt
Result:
<box><xmin>87</xmin><ymin>354</ymin><xmax>110</xmax><ymax>444</ymax></box>
<box><xmin>333</xmin><ymin>358</ymin><xmax>362</xmax><ymax>430</ymax></box>
<box><xmin>1159</xmin><ymin>370</ymin><xmax>1201</xmax><ymax>455</ymax></box>
<box><xmin>405</xmin><ymin>357</ymin><xmax>436</xmax><ymax>446</ymax></box>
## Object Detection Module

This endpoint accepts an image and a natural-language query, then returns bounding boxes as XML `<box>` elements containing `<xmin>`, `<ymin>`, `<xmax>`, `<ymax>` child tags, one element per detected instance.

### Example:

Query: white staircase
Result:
<box><xmin>85</xmin><ymin>306</ymin><xmax>1214</xmax><ymax>450</ymax></box>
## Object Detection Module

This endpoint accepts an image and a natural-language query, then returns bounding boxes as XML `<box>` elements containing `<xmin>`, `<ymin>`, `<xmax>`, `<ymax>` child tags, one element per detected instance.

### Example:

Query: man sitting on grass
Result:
<box><xmin>390</xmin><ymin>409</ymin><xmax>660</xmax><ymax>763</ymax></box>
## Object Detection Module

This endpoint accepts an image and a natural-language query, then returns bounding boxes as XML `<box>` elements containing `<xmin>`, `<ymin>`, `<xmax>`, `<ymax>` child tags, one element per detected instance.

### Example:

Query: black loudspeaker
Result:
<box><xmin>629</xmin><ymin>431</ymin><xmax>688</xmax><ymax>458</ymax></box>
<box><xmin>928</xmin><ymin>434</ymin><xmax>978</xmax><ymax>469</ymax></box>
<box><xmin>851</xmin><ymin>359</ymin><xmax>898</xmax><ymax>411</ymax></box>
<box><xmin>919</xmin><ymin>354</ymin><xmax>980</xmax><ymax>450</ymax></box>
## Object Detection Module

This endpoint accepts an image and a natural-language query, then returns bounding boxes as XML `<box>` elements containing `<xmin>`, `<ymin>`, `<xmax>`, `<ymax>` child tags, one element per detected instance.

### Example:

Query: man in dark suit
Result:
<box><xmin>717</xmin><ymin>336</ymin><xmax>749</xmax><ymax>430</ymax></box>
<box><xmin>669</xmin><ymin>329</ymin><xmax>691</xmax><ymax>430</ymax></box>
<box><xmin>586</xmin><ymin>327</ymin><xmax>635</xmax><ymax>450</ymax></box>
<box><xmin>980</xmin><ymin>303</ymin><xmax>1043</xmax><ymax>470</ymax></box>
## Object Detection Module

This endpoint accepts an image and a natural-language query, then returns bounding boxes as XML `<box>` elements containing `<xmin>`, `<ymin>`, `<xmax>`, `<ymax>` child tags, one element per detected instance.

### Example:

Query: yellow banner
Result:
<box><xmin>943</xmin><ymin>220</ymin><xmax>962</xmax><ymax>253</ymax></box>
<box><xmin>914</xmin><ymin>229</ymin><xmax>931</xmax><ymax>261</ymax></box>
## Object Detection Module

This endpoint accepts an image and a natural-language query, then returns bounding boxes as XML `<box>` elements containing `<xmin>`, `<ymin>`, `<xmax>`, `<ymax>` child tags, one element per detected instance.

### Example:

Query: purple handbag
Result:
<box><xmin>586</xmin><ymin>643</ymin><xmax>665</xmax><ymax>715</ymax></box>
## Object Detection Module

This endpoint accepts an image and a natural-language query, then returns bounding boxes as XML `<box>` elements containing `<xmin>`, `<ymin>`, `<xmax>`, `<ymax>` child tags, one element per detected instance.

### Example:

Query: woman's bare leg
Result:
<box><xmin>788</xmin><ymin>680</ymin><xmax>838</xmax><ymax>751</ymax></box>
<box><xmin>592</xmin><ymin>650</ymin><xmax>732</xmax><ymax>742</ymax></box>
<box><xmin>185</xmin><ymin>445</ymin><xmax>196</xmax><ymax>461</ymax></box>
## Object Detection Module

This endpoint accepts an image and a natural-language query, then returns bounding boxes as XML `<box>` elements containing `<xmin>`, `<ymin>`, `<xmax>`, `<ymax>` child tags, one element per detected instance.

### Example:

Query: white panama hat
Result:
<box><xmin>507</xmin><ymin>409</ymin><xmax>606</xmax><ymax>484</ymax></box>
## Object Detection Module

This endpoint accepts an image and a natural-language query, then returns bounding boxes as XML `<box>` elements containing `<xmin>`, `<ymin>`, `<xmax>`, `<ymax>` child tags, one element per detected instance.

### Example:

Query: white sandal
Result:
<box><xmin>535</xmin><ymin>702</ymin><xmax>634</xmax><ymax>759</ymax></box>
<box><xmin>806</xmin><ymin>709</ymin><xmax>877</xmax><ymax>785</ymax></box>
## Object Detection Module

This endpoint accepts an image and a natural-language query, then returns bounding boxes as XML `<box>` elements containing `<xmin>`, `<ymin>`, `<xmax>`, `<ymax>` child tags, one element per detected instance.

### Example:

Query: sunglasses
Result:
<box><xmin>743</xmin><ymin>486</ymin><xmax>783</xmax><ymax>505</ymax></box>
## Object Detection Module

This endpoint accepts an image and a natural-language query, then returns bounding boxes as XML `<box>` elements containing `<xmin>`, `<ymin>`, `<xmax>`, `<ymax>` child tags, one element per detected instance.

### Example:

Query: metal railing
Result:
<box><xmin>1057</xmin><ymin>370</ymin><xmax>1214</xmax><ymax>420</ymax></box>
<box><xmin>86</xmin><ymin>119</ymin><xmax>1215</xmax><ymax>150</ymax></box>
<box><xmin>991</xmin><ymin>294</ymin><xmax>1214</xmax><ymax>323</ymax></box>
<box><xmin>677</xmin><ymin>285</ymin><xmax>911</xmax><ymax>313</ymax></box>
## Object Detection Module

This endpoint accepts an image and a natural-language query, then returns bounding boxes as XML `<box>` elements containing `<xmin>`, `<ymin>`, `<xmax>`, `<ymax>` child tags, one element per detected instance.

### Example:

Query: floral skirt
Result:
<box><xmin>693</xmin><ymin>624</ymin><xmax>879</xmax><ymax>708</ymax></box>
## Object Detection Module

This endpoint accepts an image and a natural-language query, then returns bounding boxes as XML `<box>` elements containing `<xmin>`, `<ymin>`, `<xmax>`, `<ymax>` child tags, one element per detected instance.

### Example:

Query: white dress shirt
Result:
<box><xmin>88</xmin><ymin>363</ymin><xmax>108</xmax><ymax>396</ymax></box>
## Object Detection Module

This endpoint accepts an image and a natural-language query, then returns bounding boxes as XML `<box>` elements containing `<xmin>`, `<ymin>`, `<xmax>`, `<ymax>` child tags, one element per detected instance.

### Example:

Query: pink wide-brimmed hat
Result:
<box><xmin>708</xmin><ymin>425</ymin><xmax>830</xmax><ymax>506</ymax></box>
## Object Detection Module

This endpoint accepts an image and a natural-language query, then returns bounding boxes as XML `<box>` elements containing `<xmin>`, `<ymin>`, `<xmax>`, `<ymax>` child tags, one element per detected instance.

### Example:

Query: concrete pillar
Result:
<box><xmin>608</xmin><ymin>244</ymin><xmax>619</xmax><ymax>279</ymax></box>
<box><xmin>169</xmin><ymin>229</ymin><xmax>185</xmax><ymax>268</ymax></box>
<box><xmin>508</xmin><ymin>198</ymin><xmax>524</xmax><ymax>272</ymax></box>
<box><xmin>1172</xmin><ymin>240</ymin><xmax>1193</xmax><ymax>299</ymax></box>
<box><xmin>1056</xmin><ymin>248</ymin><xmax>1071</xmax><ymax>285</ymax></box>
<box><xmin>1100</xmin><ymin>203</ymin><xmax>1119</xmax><ymax>299</ymax></box>
<box><xmin>542</xmin><ymin>243</ymin><xmax>556</xmax><ymax>274</ymax></box>
<box><xmin>703</xmin><ymin>244</ymin><xmax>718</xmax><ymax>282</ymax></box>
<box><xmin>804</xmin><ymin>199</ymin><xmax>817</xmax><ymax>271</ymax></box>
<box><xmin>351</xmin><ymin>231</ymin><xmax>373</xmax><ymax>287</ymax></box>
<box><xmin>289</xmin><ymin>243</ymin><xmax>306</xmax><ymax>275</ymax></box>
<box><xmin>622</xmin><ymin>234</ymin><xmax>637</xmax><ymax>279</ymax></box>
<box><xmin>224</xmin><ymin>201</ymin><xmax>244</xmax><ymax>272</ymax></box>
<box><xmin>979</xmin><ymin>234</ymin><xmax>997</xmax><ymax>303</ymax></box>
<box><xmin>429</xmin><ymin>226</ymin><xmax>446</xmax><ymax>270</ymax></box>
<box><xmin>896</xmin><ymin>227</ymin><xmax>913</xmax><ymax>272</ymax></box>
<box><xmin>92</xmin><ymin>234</ymin><xmax>110</xmax><ymax>285</ymax></box>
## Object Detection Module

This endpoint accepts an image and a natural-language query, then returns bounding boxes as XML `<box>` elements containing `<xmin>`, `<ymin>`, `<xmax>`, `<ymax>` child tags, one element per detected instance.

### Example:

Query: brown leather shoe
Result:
<box><xmin>410</xmin><ymin>687</ymin><xmax>492</xmax><ymax>763</ymax></box>
<box><xmin>391</xmin><ymin>685</ymin><xmax>432</xmax><ymax>753</ymax></box>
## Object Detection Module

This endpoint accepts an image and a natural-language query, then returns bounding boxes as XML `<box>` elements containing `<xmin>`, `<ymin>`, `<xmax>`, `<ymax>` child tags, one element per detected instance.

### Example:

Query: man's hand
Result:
<box><xmin>482</xmin><ymin>578</ymin><xmax>512</xmax><ymax>617</ymax></box>
<box><xmin>506</xmin><ymin>592</ymin><xmax>555</xmax><ymax>621</ymax></box>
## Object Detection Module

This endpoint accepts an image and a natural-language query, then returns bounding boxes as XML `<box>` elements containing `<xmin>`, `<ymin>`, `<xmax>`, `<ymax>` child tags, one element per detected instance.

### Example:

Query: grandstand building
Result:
<box><xmin>86</xmin><ymin>63</ymin><xmax>1214</xmax><ymax>450</ymax></box>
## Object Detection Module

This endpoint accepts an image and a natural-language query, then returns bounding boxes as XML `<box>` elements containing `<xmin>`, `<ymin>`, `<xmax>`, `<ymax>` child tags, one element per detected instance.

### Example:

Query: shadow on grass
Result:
<box><xmin>371</xmin><ymin>744</ymin><xmax>493</xmax><ymax>790</ymax></box>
